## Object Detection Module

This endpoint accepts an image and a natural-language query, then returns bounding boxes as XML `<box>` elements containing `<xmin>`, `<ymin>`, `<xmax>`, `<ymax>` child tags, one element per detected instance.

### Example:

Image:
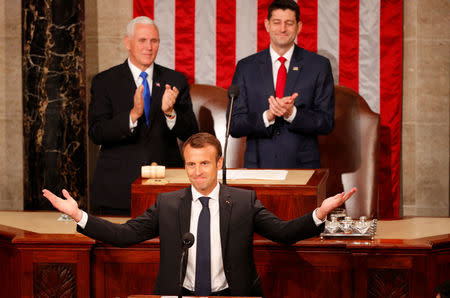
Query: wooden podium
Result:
<box><xmin>131</xmin><ymin>168</ymin><xmax>328</xmax><ymax>219</ymax></box>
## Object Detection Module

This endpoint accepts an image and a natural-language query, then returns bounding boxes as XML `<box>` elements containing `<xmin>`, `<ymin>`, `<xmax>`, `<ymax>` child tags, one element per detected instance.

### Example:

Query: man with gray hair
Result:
<box><xmin>89</xmin><ymin>16</ymin><xmax>198</xmax><ymax>215</ymax></box>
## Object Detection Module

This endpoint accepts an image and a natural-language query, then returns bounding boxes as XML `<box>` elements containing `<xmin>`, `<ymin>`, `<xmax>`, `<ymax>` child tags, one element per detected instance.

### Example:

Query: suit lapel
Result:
<box><xmin>258</xmin><ymin>49</ymin><xmax>275</xmax><ymax>99</ymax></box>
<box><xmin>284</xmin><ymin>45</ymin><xmax>304</xmax><ymax>97</ymax></box>
<box><xmin>219</xmin><ymin>185</ymin><xmax>232</xmax><ymax>257</ymax></box>
<box><xmin>148</xmin><ymin>64</ymin><xmax>164</xmax><ymax>128</ymax></box>
<box><xmin>178</xmin><ymin>188</ymin><xmax>192</xmax><ymax>240</ymax></box>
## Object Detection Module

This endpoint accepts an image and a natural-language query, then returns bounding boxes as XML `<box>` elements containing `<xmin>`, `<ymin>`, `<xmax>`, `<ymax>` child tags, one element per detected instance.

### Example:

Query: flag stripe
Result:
<box><xmin>339</xmin><ymin>0</ymin><xmax>359</xmax><ymax>91</ymax></box>
<box><xmin>154</xmin><ymin>0</ymin><xmax>175</xmax><ymax>69</ymax></box>
<box><xmin>359</xmin><ymin>0</ymin><xmax>380</xmax><ymax>113</ymax></box>
<box><xmin>195</xmin><ymin>0</ymin><xmax>216</xmax><ymax>85</ymax></box>
<box><xmin>297</xmin><ymin>0</ymin><xmax>317</xmax><ymax>53</ymax></box>
<box><xmin>257</xmin><ymin>0</ymin><xmax>270</xmax><ymax>52</ymax></box>
<box><xmin>175</xmin><ymin>0</ymin><xmax>196</xmax><ymax>84</ymax></box>
<box><xmin>236</xmin><ymin>0</ymin><xmax>257</xmax><ymax>62</ymax></box>
<box><xmin>317</xmin><ymin>0</ymin><xmax>339</xmax><ymax>82</ymax></box>
<box><xmin>216</xmin><ymin>0</ymin><xmax>236</xmax><ymax>88</ymax></box>
<box><xmin>133</xmin><ymin>0</ymin><xmax>154</xmax><ymax>19</ymax></box>
<box><xmin>379</xmin><ymin>0</ymin><xmax>403</xmax><ymax>219</ymax></box>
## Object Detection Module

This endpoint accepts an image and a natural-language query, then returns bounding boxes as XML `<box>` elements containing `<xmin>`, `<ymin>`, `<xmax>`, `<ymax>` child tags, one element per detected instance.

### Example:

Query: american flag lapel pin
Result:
<box><xmin>293</xmin><ymin>66</ymin><xmax>299</xmax><ymax>71</ymax></box>
<box><xmin>155</xmin><ymin>82</ymin><xmax>160</xmax><ymax>87</ymax></box>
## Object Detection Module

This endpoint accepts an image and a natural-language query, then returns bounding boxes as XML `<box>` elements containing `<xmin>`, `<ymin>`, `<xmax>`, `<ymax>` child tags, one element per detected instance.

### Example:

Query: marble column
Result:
<box><xmin>22</xmin><ymin>0</ymin><xmax>87</xmax><ymax>210</ymax></box>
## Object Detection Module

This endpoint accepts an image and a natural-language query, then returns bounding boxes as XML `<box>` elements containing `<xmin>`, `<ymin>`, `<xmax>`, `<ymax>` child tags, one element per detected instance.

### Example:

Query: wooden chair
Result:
<box><xmin>189</xmin><ymin>84</ymin><xmax>246</xmax><ymax>168</ymax></box>
<box><xmin>319</xmin><ymin>85</ymin><xmax>380</xmax><ymax>219</ymax></box>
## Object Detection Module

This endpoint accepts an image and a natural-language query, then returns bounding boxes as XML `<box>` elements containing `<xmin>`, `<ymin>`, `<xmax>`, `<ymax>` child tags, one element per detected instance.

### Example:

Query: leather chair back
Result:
<box><xmin>319</xmin><ymin>85</ymin><xmax>380</xmax><ymax>219</ymax></box>
<box><xmin>189</xmin><ymin>84</ymin><xmax>246</xmax><ymax>168</ymax></box>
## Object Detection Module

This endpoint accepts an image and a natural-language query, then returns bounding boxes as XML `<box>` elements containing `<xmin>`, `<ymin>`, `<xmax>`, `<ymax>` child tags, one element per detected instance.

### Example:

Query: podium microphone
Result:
<box><xmin>178</xmin><ymin>232</ymin><xmax>195</xmax><ymax>298</ymax></box>
<box><xmin>223</xmin><ymin>85</ymin><xmax>240</xmax><ymax>185</ymax></box>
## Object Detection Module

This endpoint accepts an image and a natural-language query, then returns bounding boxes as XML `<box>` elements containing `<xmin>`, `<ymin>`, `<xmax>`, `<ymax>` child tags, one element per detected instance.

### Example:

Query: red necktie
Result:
<box><xmin>275</xmin><ymin>56</ymin><xmax>287</xmax><ymax>98</ymax></box>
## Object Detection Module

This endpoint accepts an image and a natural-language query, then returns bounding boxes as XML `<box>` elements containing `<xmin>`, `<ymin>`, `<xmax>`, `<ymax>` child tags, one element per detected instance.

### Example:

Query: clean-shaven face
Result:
<box><xmin>184</xmin><ymin>144</ymin><xmax>223</xmax><ymax>196</ymax></box>
<box><xmin>124</xmin><ymin>23</ymin><xmax>160</xmax><ymax>71</ymax></box>
<box><xmin>265</xmin><ymin>9</ymin><xmax>302</xmax><ymax>53</ymax></box>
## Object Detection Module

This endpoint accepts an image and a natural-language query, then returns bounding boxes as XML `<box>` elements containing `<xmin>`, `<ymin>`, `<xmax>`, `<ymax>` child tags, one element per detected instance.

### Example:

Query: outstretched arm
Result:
<box><xmin>42</xmin><ymin>189</ymin><xmax>83</xmax><ymax>222</ymax></box>
<box><xmin>315</xmin><ymin>187</ymin><xmax>357</xmax><ymax>220</ymax></box>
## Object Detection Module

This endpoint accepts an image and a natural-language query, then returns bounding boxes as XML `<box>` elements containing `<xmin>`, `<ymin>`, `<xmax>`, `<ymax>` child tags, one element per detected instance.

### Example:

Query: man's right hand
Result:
<box><xmin>42</xmin><ymin>189</ymin><xmax>83</xmax><ymax>222</ymax></box>
<box><xmin>130</xmin><ymin>84</ymin><xmax>144</xmax><ymax>123</ymax></box>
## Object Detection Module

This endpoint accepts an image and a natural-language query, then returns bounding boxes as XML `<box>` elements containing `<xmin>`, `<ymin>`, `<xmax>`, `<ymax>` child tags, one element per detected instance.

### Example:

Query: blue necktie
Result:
<box><xmin>195</xmin><ymin>196</ymin><xmax>211</xmax><ymax>295</ymax></box>
<box><xmin>139</xmin><ymin>71</ymin><xmax>151</xmax><ymax>125</ymax></box>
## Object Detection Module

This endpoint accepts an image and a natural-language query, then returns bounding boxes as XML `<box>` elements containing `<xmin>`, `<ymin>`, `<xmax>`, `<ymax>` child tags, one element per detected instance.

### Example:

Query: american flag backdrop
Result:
<box><xmin>133</xmin><ymin>0</ymin><xmax>403</xmax><ymax>219</ymax></box>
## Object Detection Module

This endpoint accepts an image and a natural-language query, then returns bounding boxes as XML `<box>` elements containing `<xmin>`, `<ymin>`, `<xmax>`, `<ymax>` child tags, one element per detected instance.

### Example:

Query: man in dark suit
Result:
<box><xmin>89</xmin><ymin>16</ymin><xmax>198</xmax><ymax>214</ymax></box>
<box><xmin>43</xmin><ymin>132</ymin><xmax>356</xmax><ymax>296</ymax></box>
<box><xmin>229</xmin><ymin>0</ymin><xmax>334</xmax><ymax>169</ymax></box>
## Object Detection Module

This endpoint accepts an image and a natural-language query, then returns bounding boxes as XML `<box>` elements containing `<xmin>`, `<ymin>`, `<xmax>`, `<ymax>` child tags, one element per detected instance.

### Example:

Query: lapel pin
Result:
<box><xmin>155</xmin><ymin>82</ymin><xmax>160</xmax><ymax>87</ymax></box>
<box><xmin>293</xmin><ymin>66</ymin><xmax>299</xmax><ymax>71</ymax></box>
<box><xmin>226</xmin><ymin>200</ymin><xmax>231</xmax><ymax>205</ymax></box>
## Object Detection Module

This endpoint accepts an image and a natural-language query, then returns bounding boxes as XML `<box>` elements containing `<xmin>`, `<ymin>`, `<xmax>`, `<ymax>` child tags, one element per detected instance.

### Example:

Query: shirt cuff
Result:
<box><xmin>77</xmin><ymin>210</ymin><xmax>88</xmax><ymax>229</ymax></box>
<box><xmin>283</xmin><ymin>106</ymin><xmax>297</xmax><ymax>123</ymax></box>
<box><xmin>312</xmin><ymin>208</ymin><xmax>326</xmax><ymax>226</ymax></box>
<box><xmin>263</xmin><ymin>110</ymin><xmax>275</xmax><ymax>127</ymax></box>
<box><xmin>165</xmin><ymin>111</ymin><xmax>176</xmax><ymax>130</ymax></box>
<box><xmin>129</xmin><ymin>114</ymin><xmax>138</xmax><ymax>131</ymax></box>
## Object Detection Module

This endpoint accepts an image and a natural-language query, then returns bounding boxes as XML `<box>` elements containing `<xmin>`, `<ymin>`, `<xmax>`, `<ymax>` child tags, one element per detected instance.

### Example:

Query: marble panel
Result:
<box><xmin>401</xmin><ymin>123</ymin><xmax>416</xmax><ymax>205</ymax></box>
<box><xmin>417</xmin><ymin>0</ymin><xmax>450</xmax><ymax>40</ymax></box>
<box><xmin>22</xmin><ymin>0</ymin><xmax>87</xmax><ymax>210</ymax></box>
<box><xmin>402</xmin><ymin>39</ymin><xmax>417</xmax><ymax>123</ymax></box>
<box><xmin>403</xmin><ymin>0</ymin><xmax>418</xmax><ymax>40</ymax></box>
<box><xmin>415</xmin><ymin>123</ymin><xmax>449</xmax><ymax>213</ymax></box>
<box><xmin>416</xmin><ymin>40</ymin><xmax>450</xmax><ymax>123</ymax></box>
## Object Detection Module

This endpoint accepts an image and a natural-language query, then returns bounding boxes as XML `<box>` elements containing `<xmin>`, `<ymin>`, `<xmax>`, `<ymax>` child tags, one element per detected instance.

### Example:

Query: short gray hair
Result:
<box><xmin>126</xmin><ymin>16</ymin><xmax>157</xmax><ymax>37</ymax></box>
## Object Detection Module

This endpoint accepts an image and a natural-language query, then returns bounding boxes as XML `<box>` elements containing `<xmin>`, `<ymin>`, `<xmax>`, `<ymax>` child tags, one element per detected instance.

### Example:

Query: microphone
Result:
<box><xmin>178</xmin><ymin>232</ymin><xmax>195</xmax><ymax>298</ymax></box>
<box><xmin>223</xmin><ymin>85</ymin><xmax>240</xmax><ymax>185</ymax></box>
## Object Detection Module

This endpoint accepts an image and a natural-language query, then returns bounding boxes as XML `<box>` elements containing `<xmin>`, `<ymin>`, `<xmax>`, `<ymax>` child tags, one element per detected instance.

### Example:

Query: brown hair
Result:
<box><xmin>182</xmin><ymin>132</ymin><xmax>222</xmax><ymax>161</ymax></box>
<box><xmin>268</xmin><ymin>0</ymin><xmax>300</xmax><ymax>22</ymax></box>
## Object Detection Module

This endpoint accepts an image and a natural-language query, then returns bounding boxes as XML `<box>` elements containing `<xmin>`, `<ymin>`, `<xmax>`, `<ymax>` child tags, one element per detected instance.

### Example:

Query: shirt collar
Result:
<box><xmin>269</xmin><ymin>44</ymin><xmax>295</xmax><ymax>65</ymax></box>
<box><xmin>191</xmin><ymin>182</ymin><xmax>220</xmax><ymax>202</ymax></box>
<box><xmin>127</xmin><ymin>58</ymin><xmax>153</xmax><ymax>82</ymax></box>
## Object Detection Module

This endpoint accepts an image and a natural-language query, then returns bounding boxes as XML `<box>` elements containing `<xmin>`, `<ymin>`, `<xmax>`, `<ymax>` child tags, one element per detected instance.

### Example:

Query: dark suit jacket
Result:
<box><xmin>88</xmin><ymin>60</ymin><xmax>198</xmax><ymax>210</ymax></box>
<box><xmin>229</xmin><ymin>45</ymin><xmax>335</xmax><ymax>169</ymax></box>
<box><xmin>77</xmin><ymin>184</ymin><xmax>324</xmax><ymax>296</ymax></box>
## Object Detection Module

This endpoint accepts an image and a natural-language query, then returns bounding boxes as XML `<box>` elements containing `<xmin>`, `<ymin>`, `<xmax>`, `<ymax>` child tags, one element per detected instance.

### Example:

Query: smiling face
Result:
<box><xmin>184</xmin><ymin>144</ymin><xmax>223</xmax><ymax>196</ymax></box>
<box><xmin>124</xmin><ymin>23</ymin><xmax>160</xmax><ymax>71</ymax></box>
<box><xmin>264</xmin><ymin>8</ymin><xmax>302</xmax><ymax>55</ymax></box>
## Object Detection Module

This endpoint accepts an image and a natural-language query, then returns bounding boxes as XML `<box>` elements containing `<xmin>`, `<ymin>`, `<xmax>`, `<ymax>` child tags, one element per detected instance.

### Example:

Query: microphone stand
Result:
<box><xmin>178</xmin><ymin>248</ymin><xmax>188</xmax><ymax>298</ymax></box>
<box><xmin>222</xmin><ymin>95</ymin><xmax>235</xmax><ymax>185</ymax></box>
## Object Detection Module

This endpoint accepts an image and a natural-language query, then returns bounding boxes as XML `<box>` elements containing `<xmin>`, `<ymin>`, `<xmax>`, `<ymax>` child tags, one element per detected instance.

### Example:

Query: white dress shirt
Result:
<box><xmin>183</xmin><ymin>182</ymin><xmax>228</xmax><ymax>292</ymax></box>
<box><xmin>262</xmin><ymin>44</ymin><xmax>298</xmax><ymax>127</ymax></box>
<box><xmin>127</xmin><ymin>58</ymin><xmax>176</xmax><ymax>130</ymax></box>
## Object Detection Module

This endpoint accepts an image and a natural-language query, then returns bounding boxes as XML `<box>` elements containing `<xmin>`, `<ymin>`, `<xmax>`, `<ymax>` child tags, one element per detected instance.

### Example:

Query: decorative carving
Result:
<box><xmin>368</xmin><ymin>269</ymin><xmax>409</xmax><ymax>298</ymax></box>
<box><xmin>34</xmin><ymin>263</ymin><xmax>76</xmax><ymax>297</ymax></box>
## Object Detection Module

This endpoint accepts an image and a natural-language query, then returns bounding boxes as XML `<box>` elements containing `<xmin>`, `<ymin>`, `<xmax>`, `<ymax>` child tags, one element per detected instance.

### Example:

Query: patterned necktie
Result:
<box><xmin>139</xmin><ymin>71</ymin><xmax>151</xmax><ymax>125</ymax></box>
<box><xmin>275</xmin><ymin>56</ymin><xmax>287</xmax><ymax>98</ymax></box>
<box><xmin>195</xmin><ymin>196</ymin><xmax>211</xmax><ymax>295</ymax></box>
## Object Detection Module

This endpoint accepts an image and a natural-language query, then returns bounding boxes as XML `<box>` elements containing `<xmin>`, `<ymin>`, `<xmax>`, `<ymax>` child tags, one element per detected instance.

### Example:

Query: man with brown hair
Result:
<box><xmin>43</xmin><ymin>132</ymin><xmax>355</xmax><ymax>296</ymax></box>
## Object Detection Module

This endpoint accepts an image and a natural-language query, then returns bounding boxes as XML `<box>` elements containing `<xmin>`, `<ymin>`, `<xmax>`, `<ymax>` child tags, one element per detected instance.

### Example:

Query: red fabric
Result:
<box><xmin>275</xmin><ymin>57</ymin><xmax>287</xmax><ymax>98</ymax></box>
<box><xmin>175</xmin><ymin>0</ymin><xmax>195</xmax><ymax>84</ymax></box>
<box><xmin>339</xmin><ymin>0</ymin><xmax>359</xmax><ymax>92</ymax></box>
<box><xmin>379</xmin><ymin>0</ymin><xmax>403</xmax><ymax>219</ymax></box>
<box><xmin>216</xmin><ymin>0</ymin><xmax>236</xmax><ymax>88</ymax></box>
<box><xmin>297</xmin><ymin>0</ymin><xmax>317</xmax><ymax>53</ymax></box>
<box><xmin>133</xmin><ymin>0</ymin><xmax>153</xmax><ymax>18</ymax></box>
<box><xmin>257</xmin><ymin>0</ymin><xmax>271</xmax><ymax>52</ymax></box>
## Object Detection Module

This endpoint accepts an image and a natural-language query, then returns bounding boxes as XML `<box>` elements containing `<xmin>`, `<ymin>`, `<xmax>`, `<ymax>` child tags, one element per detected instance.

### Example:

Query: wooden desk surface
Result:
<box><xmin>1</xmin><ymin>211</ymin><xmax>449</xmax><ymax>240</ymax></box>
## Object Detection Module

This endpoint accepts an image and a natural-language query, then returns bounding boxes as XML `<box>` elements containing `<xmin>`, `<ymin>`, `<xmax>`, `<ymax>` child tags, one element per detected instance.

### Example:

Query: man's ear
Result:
<box><xmin>124</xmin><ymin>36</ymin><xmax>130</xmax><ymax>51</ymax></box>
<box><xmin>297</xmin><ymin>21</ymin><xmax>303</xmax><ymax>35</ymax></box>
<box><xmin>264</xmin><ymin>19</ymin><xmax>270</xmax><ymax>32</ymax></box>
<box><xmin>217</xmin><ymin>156</ymin><xmax>224</xmax><ymax>170</ymax></box>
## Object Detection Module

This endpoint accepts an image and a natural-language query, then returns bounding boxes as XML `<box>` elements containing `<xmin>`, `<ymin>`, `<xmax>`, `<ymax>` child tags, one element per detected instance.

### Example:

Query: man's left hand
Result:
<box><xmin>268</xmin><ymin>93</ymin><xmax>298</xmax><ymax>118</ymax></box>
<box><xmin>316</xmin><ymin>188</ymin><xmax>357</xmax><ymax>220</ymax></box>
<box><xmin>161</xmin><ymin>84</ymin><xmax>179</xmax><ymax>114</ymax></box>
